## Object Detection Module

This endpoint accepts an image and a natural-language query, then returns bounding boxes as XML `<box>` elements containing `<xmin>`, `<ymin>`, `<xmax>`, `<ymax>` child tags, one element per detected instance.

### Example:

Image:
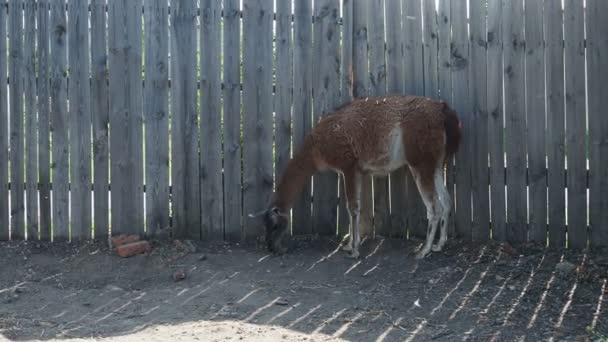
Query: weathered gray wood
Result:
<box><xmin>312</xmin><ymin>0</ymin><xmax>340</xmax><ymax>236</ymax></box>
<box><xmin>450</xmin><ymin>0</ymin><xmax>472</xmax><ymax>240</ymax></box>
<box><xmin>352</xmin><ymin>0</ymin><xmax>373</xmax><ymax>238</ymax></box>
<box><xmin>91</xmin><ymin>0</ymin><xmax>109</xmax><ymax>239</ymax></box>
<box><xmin>423</xmin><ymin>0</ymin><xmax>438</xmax><ymax>98</ymax></box>
<box><xmin>503</xmin><ymin>0</ymin><xmax>527</xmax><ymax>244</ymax></box>
<box><xmin>242</xmin><ymin>0</ymin><xmax>273</xmax><ymax>240</ymax></box>
<box><xmin>169</xmin><ymin>0</ymin><xmax>199</xmax><ymax>239</ymax></box>
<box><xmin>338</xmin><ymin>0</ymin><xmax>353</xmax><ymax>238</ymax></box>
<box><xmin>438</xmin><ymin>0</ymin><xmax>456</xmax><ymax>237</ymax></box>
<box><xmin>37</xmin><ymin>0</ymin><xmax>51</xmax><ymax>240</ymax></box>
<box><xmin>222</xmin><ymin>0</ymin><xmax>242</xmax><ymax>241</ymax></box>
<box><xmin>487</xmin><ymin>0</ymin><xmax>505</xmax><ymax>242</ymax></box>
<box><xmin>0</xmin><ymin>0</ymin><xmax>8</xmax><ymax>240</ymax></box>
<box><xmin>563</xmin><ymin>0</ymin><xmax>586</xmax><ymax>249</ymax></box>
<box><xmin>109</xmin><ymin>0</ymin><xmax>144</xmax><ymax>236</ymax></box>
<box><xmin>525</xmin><ymin>0</ymin><xmax>547</xmax><ymax>244</ymax></box>
<box><xmin>9</xmin><ymin>0</ymin><xmax>24</xmax><ymax>239</ymax></box>
<box><xmin>368</xmin><ymin>0</ymin><xmax>389</xmax><ymax>237</ymax></box>
<box><xmin>587</xmin><ymin>0</ymin><xmax>608</xmax><ymax>248</ymax></box>
<box><xmin>50</xmin><ymin>0</ymin><xmax>68</xmax><ymax>240</ymax></box>
<box><xmin>275</xmin><ymin>0</ymin><xmax>294</xmax><ymax>235</ymax></box>
<box><xmin>24</xmin><ymin>0</ymin><xmax>37</xmax><ymax>240</ymax></box>
<box><xmin>544</xmin><ymin>0</ymin><xmax>565</xmax><ymax>248</ymax></box>
<box><xmin>403</xmin><ymin>0</ymin><xmax>426</xmax><ymax>239</ymax></box>
<box><xmin>68</xmin><ymin>0</ymin><xmax>92</xmax><ymax>240</ymax></box>
<box><xmin>292</xmin><ymin>0</ymin><xmax>313</xmax><ymax>236</ymax></box>
<box><xmin>469</xmin><ymin>0</ymin><xmax>489</xmax><ymax>241</ymax></box>
<box><xmin>275</xmin><ymin>0</ymin><xmax>292</xmax><ymax>191</ymax></box>
<box><xmin>144</xmin><ymin>0</ymin><xmax>168</xmax><ymax>238</ymax></box>
<box><xmin>386</xmin><ymin>0</ymin><xmax>406</xmax><ymax>238</ymax></box>
<box><xmin>200</xmin><ymin>0</ymin><xmax>224</xmax><ymax>240</ymax></box>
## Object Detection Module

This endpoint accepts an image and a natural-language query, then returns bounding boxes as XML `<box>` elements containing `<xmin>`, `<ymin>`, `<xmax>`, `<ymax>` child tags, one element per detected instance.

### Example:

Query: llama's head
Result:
<box><xmin>262</xmin><ymin>206</ymin><xmax>289</xmax><ymax>255</ymax></box>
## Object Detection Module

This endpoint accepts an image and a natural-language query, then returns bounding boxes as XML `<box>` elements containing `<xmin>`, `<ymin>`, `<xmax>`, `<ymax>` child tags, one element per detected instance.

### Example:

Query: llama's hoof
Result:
<box><xmin>346</xmin><ymin>249</ymin><xmax>360</xmax><ymax>259</ymax></box>
<box><xmin>341</xmin><ymin>243</ymin><xmax>353</xmax><ymax>252</ymax></box>
<box><xmin>415</xmin><ymin>249</ymin><xmax>430</xmax><ymax>259</ymax></box>
<box><xmin>432</xmin><ymin>244</ymin><xmax>443</xmax><ymax>252</ymax></box>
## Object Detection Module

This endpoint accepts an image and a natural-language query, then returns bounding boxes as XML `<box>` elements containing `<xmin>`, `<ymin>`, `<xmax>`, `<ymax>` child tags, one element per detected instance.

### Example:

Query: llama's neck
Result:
<box><xmin>272</xmin><ymin>138</ymin><xmax>318</xmax><ymax>212</ymax></box>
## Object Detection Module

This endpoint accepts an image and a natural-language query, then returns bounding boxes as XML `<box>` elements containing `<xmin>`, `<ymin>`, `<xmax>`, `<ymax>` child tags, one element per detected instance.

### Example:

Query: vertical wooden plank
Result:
<box><xmin>469</xmin><ymin>0</ymin><xmax>489</xmax><ymax>241</ymax></box>
<box><xmin>352</xmin><ymin>0</ymin><xmax>373</xmax><ymax>238</ymax></box>
<box><xmin>9</xmin><ymin>0</ymin><xmax>24</xmax><ymax>239</ymax></box>
<box><xmin>169</xmin><ymin>0</ymin><xmax>199</xmax><ymax>239</ymax></box>
<box><xmin>200</xmin><ymin>0</ymin><xmax>223</xmax><ymax>240</ymax></box>
<box><xmin>450</xmin><ymin>0</ymin><xmax>472</xmax><ymax>240</ymax></box>
<box><xmin>37</xmin><ymin>0</ymin><xmax>51</xmax><ymax>240</ymax></box>
<box><xmin>487</xmin><ymin>0</ymin><xmax>505</xmax><ymax>242</ymax></box>
<box><xmin>386</xmin><ymin>0</ymin><xmax>406</xmax><ymax>238</ymax></box>
<box><xmin>338</xmin><ymin>0</ymin><xmax>353</xmax><ymax>238</ymax></box>
<box><xmin>368</xmin><ymin>0</ymin><xmax>389</xmax><ymax>237</ymax></box>
<box><xmin>68</xmin><ymin>0</ymin><xmax>92</xmax><ymax>240</ymax></box>
<box><xmin>275</xmin><ymin>0</ymin><xmax>292</xmax><ymax>199</ymax></box>
<box><xmin>292</xmin><ymin>0</ymin><xmax>313</xmax><ymax>236</ymax></box>
<box><xmin>50</xmin><ymin>0</ymin><xmax>68</xmax><ymax>240</ymax></box>
<box><xmin>312</xmin><ymin>0</ymin><xmax>340</xmax><ymax>236</ymax></box>
<box><xmin>403</xmin><ymin>0</ymin><xmax>426</xmax><ymax>239</ymax></box>
<box><xmin>423</xmin><ymin>0</ymin><xmax>438</xmax><ymax>98</ymax></box>
<box><xmin>24</xmin><ymin>0</ymin><xmax>37</xmax><ymax>240</ymax></box>
<box><xmin>525</xmin><ymin>0</ymin><xmax>547</xmax><ymax>244</ymax></box>
<box><xmin>222</xmin><ymin>0</ymin><xmax>242</xmax><ymax>241</ymax></box>
<box><xmin>91</xmin><ymin>0</ymin><xmax>109</xmax><ymax>239</ymax></box>
<box><xmin>587</xmin><ymin>0</ymin><xmax>608</xmax><ymax>248</ymax></box>
<box><xmin>563</xmin><ymin>0</ymin><xmax>586</xmax><ymax>249</ymax></box>
<box><xmin>544</xmin><ymin>0</ymin><xmax>565</xmax><ymax>248</ymax></box>
<box><xmin>109</xmin><ymin>0</ymin><xmax>144</xmax><ymax>237</ymax></box>
<box><xmin>242</xmin><ymin>0</ymin><xmax>273</xmax><ymax>241</ymax></box>
<box><xmin>274</xmin><ymin>0</ymin><xmax>295</xmax><ymax>236</ymax></box>
<box><xmin>144</xmin><ymin>0</ymin><xmax>168</xmax><ymax>237</ymax></box>
<box><xmin>438</xmin><ymin>0</ymin><xmax>455</xmax><ymax>237</ymax></box>
<box><xmin>503</xmin><ymin>0</ymin><xmax>527</xmax><ymax>244</ymax></box>
<box><xmin>0</xmin><ymin>0</ymin><xmax>8</xmax><ymax>240</ymax></box>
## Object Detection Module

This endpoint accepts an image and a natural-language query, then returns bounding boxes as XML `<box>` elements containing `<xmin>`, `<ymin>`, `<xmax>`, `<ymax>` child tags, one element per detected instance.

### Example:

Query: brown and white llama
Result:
<box><xmin>254</xmin><ymin>95</ymin><xmax>462</xmax><ymax>259</ymax></box>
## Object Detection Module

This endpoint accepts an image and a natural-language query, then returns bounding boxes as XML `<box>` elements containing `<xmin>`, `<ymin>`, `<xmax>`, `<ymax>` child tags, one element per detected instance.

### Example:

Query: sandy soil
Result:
<box><xmin>0</xmin><ymin>236</ymin><xmax>606</xmax><ymax>341</ymax></box>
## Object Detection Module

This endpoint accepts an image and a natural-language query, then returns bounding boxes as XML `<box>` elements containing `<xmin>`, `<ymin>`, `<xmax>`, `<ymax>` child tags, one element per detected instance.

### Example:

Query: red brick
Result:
<box><xmin>112</xmin><ymin>234</ymin><xmax>140</xmax><ymax>248</ymax></box>
<box><xmin>116</xmin><ymin>241</ymin><xmax>151</xmax><ymax>258</ymax></box>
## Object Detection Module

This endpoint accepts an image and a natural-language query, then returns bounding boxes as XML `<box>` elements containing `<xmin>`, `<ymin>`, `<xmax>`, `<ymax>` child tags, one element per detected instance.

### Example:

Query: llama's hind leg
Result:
<box><xmin>433</xmin><ymin>166</ymin><xmax>451</xmax><ymax>252</ymax></box>
<box><xmin>409</xmin><ymin>165</ymin><xmax>441</xmax><ymax>259</ymax></box>
<box><xmin>342</xmin><ymin>168</ymin><xmax>362</xmax><ymax>259</ymax></box>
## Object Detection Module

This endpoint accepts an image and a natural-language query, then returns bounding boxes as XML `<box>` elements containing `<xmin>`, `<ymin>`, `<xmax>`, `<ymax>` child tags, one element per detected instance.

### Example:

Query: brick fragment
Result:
<box><xmin>117</xmin><ymin>241</ymin><xmax>151</xmax><ymax>258</ymax></box>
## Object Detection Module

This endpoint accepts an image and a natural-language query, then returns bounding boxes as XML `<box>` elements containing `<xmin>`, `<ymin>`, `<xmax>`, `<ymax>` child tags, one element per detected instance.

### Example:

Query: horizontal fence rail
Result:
<box><xmin>0</xmin><ymin>0</ymin><xmax>606</xmax><ymax>249</ymax></box>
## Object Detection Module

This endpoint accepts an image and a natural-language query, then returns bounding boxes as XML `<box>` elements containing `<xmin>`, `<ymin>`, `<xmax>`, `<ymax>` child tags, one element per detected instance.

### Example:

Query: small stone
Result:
<box><xmin>198</xmin><ymin>254</ymin><xmax>207</xmax><ymax>261</ymax></box>
<box><xmin>275</xmin><ymin>299</ymin><xmax>289</xmax><ymax>306</ymax></box>
<box><xmin>507</xmin><ymin>285</ymin><xmax>516</xmax><ymax>291</ymax></box>
<box><xmin>495</xmin><ymin>275</ymin><xmax>505</xmax><ymax>282</ymax></box>
<box><xmin>173</xmin><ymin>270</ymin><xmax>187</xmax><ymax>282</ymax></box>
<box><xmin>556</xmin><ymin>261</ymin><xmax>577</xmax><ymax>275</ymax></box>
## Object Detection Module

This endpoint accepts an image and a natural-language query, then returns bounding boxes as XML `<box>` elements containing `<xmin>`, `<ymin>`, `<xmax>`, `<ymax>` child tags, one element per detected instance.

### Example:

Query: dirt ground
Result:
<box><xmin>0</xmin><ymin>236</ymin><xmax>606</xmax><ymax>342</ymax></box>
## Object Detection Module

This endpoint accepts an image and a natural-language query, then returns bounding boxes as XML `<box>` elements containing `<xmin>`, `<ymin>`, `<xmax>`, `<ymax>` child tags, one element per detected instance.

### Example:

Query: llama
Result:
<box><xmin>253</xmin><ymin>95</ymin><xmax>462</xmax><ymax>259</ymax></box>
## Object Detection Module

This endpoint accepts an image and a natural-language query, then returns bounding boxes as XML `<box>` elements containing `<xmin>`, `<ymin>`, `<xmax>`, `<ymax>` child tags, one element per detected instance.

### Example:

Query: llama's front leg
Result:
<box><xmin>343</xmin><ymin>168</ymin><xmax>362</xmax><ymax>259</ymax></box>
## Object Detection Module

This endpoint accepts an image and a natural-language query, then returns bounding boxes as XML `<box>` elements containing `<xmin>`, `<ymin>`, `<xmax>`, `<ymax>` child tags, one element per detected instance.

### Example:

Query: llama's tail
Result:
<box><xmin>442</xmin><ymin>102</ymin><xmax>462</xmax><ymax>159</ymax></box>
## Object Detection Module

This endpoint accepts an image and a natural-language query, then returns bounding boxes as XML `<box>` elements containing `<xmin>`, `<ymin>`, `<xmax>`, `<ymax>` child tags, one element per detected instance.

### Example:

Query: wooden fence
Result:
<box><xmin>0</xmin><ymin>0</ymin><xmax>607</xmax><ymax>249</ymax></box>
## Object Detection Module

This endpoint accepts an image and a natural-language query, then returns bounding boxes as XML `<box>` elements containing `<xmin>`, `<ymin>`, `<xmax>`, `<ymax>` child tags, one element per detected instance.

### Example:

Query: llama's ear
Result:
<box><xmin>248</xmin><ymin>209</ymin><xmax>266</xmax><ymax>218</ymax></box>
<box><xmin>271</xmin><ymin>207</ymin><xmax>289</xmax><ymax>219</ymax></box>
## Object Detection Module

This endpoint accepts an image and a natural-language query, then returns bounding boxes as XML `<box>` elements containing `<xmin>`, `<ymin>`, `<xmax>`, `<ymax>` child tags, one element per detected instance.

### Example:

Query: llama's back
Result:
<box><xmin>310</xmin><ymin>95</ymin><xmax>458</xmax><ymax>171</ymax></box>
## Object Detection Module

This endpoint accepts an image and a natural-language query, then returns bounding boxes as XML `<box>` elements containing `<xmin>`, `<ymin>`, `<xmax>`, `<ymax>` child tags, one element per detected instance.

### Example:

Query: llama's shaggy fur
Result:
<box><xmin>260</xmin><ymin>94</ymin><xmax>462</xmax><ymax>259</ymax></box>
